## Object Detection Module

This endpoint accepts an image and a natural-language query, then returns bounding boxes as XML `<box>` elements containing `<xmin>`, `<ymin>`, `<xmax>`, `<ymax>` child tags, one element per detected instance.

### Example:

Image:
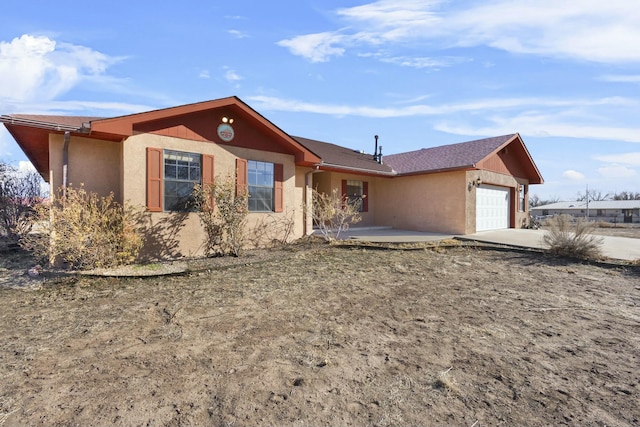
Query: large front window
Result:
<box><xmin>164</xmin><ymin>150</ymin><xmax>201</xmax><ymax>211</ymax></box>
<box><xmin>248</xmin><ymin>160</ymin><xmax>274</xmax><ymax>212</ymax></box>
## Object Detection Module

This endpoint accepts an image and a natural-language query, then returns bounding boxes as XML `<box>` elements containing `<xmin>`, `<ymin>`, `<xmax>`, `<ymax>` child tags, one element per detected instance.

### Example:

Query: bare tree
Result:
<box><xmin>612</xmin><ymin>191</ymin><xmax>640</xmax><ymax>200</ymax></box>
<box><xmin>577</xmin><ymin>189</ymin><xmax>610</xmax><ymax>202</ymax></box>
<box><xmin>0</xmin><ymin>160</ymin><xmax>46</xmax><ymax>241</ymax></box>
<box><xmin>529</xmin><ymin>194</ymin><xmax>560</xmax><ymax>207</ymax></box>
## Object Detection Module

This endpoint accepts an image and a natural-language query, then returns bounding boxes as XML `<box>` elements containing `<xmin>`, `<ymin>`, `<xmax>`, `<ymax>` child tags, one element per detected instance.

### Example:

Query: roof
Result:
<box><xmin>1</xmin><ymin>114</ymin><xmax>100</xmax><ymax>129</ymax></box>
<box><xmin>0</xmin><ymin>114</ymin><xmax>100</xmax><ymax>176</ymax></box>
<box><xmin>533</xmin><ymin>200</ymin><xmax>640</xmax><ymax>210</ymax></box>
<box><xmin>293</xmin><ymin>136</ymin><xmax>395</xmax><ymax>175</ymax></box>
<box><xmin>383</xmin><ymin>134</ymin><xmax>516</xmax><ymax>174</ymax></box>
<box><xmin>1</xmin><ymin>97</ymin><xmax>321</xmax><ymax>177</ymax></box>
<box><xmin>383</xmin><ymin>133</ymin><xmax>543</xmax><ymax>184</ymax></box>
<box><xmin>2</xmin><ymin>98</ymin><xmax>543</xmax><ymax>184</ymax></box>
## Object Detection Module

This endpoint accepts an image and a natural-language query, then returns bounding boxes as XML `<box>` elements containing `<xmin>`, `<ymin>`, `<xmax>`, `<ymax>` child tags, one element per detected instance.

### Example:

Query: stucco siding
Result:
<box><xmin>310</xmin><ymin>171</ymin><xmax>380</xmax><ymax>227</ymax></box>
<box><xmin>49</xmin><ymin>134</ymin><xmax>122</xmax><ymax>201</ymax></box>
<box><xmin>375</xmin><ymin>171</ymin><xmax>467</xmax><ymax>234</ymax></box>
<box><xmin>122</xmin><ymin>134</ymin><xmax>305</xmax><ymax>259</ymax></box>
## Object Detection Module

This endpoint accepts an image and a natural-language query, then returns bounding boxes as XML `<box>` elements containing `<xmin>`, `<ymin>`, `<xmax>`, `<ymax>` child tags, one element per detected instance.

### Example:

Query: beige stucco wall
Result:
<box><xmin>122</xmin><ymin>134</ymin><xmax>307</xmax><ymax>259</ymax></box>
<box><xmin>49</xmin><ymin>134</ymin><xmax>122</xmax><ymax>201</ymax></box>
<box><xmin>375</xmin><ymin>171</ymin><xmax>468</xmax><ymax>234</ymax></box>
<box><xmin>310</xmin><ymin>171</ymin><xmax>382</xmax><ymax>227</ymax></box>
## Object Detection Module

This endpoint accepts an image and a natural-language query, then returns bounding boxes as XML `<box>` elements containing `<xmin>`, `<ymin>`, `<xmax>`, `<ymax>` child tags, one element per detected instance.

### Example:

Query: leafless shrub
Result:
<box><xmin>246</xmin><ymin>212</ymin><xmax>296</xmax><ymax>248</ymax></box>
<box><xmin>20</xmin><ymin>185</ymin><xmax>143</xmax><ymax>269</ymax></box>
<box><xmin>0</xmin><ymin>161</ymin><xmax>45</xmax><ymax>241</ymax></box>
<box><xmin>542</xmin><ymin>214</ymin><xmax>603</xmax><ymax>259</ymax></box>
<box><xmin>311</xmin><ymin>188</ymin><xmax>362</xmax><ymax>241</ymax></box>
<box><xmin>192</xmin><ymin>175</ymin><xmax>248</xmax><ymax>257</ymax></box>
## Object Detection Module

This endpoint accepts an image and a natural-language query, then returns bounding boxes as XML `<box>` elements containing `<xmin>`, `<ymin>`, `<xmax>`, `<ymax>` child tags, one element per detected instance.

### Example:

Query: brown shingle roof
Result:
<box><xmin>4</xmin><ymin>114</ymin><xmax>102</xmax><ymax>129</ymax></box>
<box><xmin>383</xmin><ymin>134</ymin><xmax>517</xmax><ymax>174</ymax></box>
<box><xmin>293</xmin><ymin>136</ymin><xmax>395</xmax><ymax>175</ymax></box>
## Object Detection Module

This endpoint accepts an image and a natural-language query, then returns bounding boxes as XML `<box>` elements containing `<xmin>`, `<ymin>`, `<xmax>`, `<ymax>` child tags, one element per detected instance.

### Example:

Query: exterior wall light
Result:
<box><xmin>468</xmin><ymin>177</ymin><xmax>482</xmax><ymax>191</ymax></box>
<box><xmin>222</xmin><ymin>116</ymin><xmax>234</xmax><ymax>124</ymax></box>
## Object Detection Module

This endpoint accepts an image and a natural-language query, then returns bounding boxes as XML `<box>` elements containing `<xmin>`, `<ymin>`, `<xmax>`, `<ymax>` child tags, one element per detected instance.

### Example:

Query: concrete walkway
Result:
<box><xmin>341</xmin><ymin>227</ymin><xmax>640</xmax><ymax>261</ymax></box>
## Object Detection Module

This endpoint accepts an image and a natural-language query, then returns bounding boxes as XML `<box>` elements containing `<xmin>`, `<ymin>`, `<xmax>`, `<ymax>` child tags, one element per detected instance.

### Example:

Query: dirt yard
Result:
<box><xmin>1</xmin><ymin>240</ymin><xmax>638</xmax><ymax>426</ymax></box>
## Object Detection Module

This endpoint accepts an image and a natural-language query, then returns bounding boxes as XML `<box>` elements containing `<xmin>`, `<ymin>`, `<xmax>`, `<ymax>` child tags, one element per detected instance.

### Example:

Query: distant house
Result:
<box><xmin>532</xmin><ymin>200</ymin><xmax>640</xmax><ymax>224</ymax></box>
<box><xmin>2</xmin><ymin>96</ymin><xmax>543</xmax><ymax>259</ymax></box>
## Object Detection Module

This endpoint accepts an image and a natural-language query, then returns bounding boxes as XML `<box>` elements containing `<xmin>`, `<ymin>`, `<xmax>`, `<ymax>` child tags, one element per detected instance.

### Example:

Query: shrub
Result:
<box><xmin>311</xmin><ymin>188</ymin><xmax>362</xmax><ymax>241</ymax></box>
<box><xmin>246</xmin><ymin>212</ymin><xmax>296</xmax><ymax>248</ymax></box>
<box><xmin>192</xmin><ymin>176</ymin><xmax>248</xmax><ymax>257</ymax></box>
<box><xmin>542</xmin><ymin>214</ymin><xmax>603</xmax><ymax>259</ymax></box>
<box><xmin>20</xmin><ymin>185</ymin><xmax>143</xmax><ymax>269</ymax></box>
<box><xmin>0</xmin><ymin>161</ymin><xmax>45</xmax><ymax>241</ymax></box>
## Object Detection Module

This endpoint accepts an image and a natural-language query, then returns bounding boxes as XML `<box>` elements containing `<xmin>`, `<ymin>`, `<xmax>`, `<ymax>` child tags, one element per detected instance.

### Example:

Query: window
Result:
<box><xmin>519</xmin><ymin>185</ymin><xmax>526</xmax><ymax>212</ymax></box>
<box><xmin>146</xmin><ymin>148</ymin><xmax>214</xmax><ymax>212</ymax></box>
<box><xmin>236</xmin><ymin>159</ymin><xmax>283</xmax><ymax>213</ymax></box>
<box><xmin>248</xmin><ymin>160</ymin><xmax>274</xmax><ymax>212</ymax></box>
<box><xmin>342</xmin><ymin>179</ymin><xmax>368</xmax><ymax>212</ymax></box>
<box><xmin>163</xmin><ymin>150</ymin><xmax>201</xmax><ymax>211</ymax></box>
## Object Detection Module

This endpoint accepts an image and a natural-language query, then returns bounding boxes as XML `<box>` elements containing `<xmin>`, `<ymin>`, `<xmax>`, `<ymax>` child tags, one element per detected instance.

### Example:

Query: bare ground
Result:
<box><xmin>0</xmin><ymin>240</ymin><xmax>639</xmax><ymax>427</ymax></box>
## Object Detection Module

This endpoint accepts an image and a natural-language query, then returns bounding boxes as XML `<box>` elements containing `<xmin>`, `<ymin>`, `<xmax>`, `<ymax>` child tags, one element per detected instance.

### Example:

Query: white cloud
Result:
<box><xmin>277</xmin><ymin>32</ymin><xmax>347</xmax><ymax>63</ymax></box>
<box><xmin>378</xmin><ymin>55</ymin><xmax>469</xmax><ymax>69</ymax></box>
<box><xmin>249</xmin><ymin>94</ymin><xmax>640</xmax><ymax>143</ymax></box>
<box><xmin>448</xmin><ymin>0</ymin><xmax>640</xmax><ymax>63</ymax></box>
<box><xmin>279</xmin><ymin>0</ymin><xmax>640</xmax><ymax>64</ymax></box>
<box><xmin>435</xmin><ymin>108</ymin><xmax>640</xmax><ymax>143</ymax></box>
<box><xmin>228</xmin><ymin>29</ymin><xmax>249</xmax><ymax>39</ymax></box>
<box><xmin>600</xmin><ymin>75</ymin><xmax>640</xmax><ymax>83</ymax></box>
<box><xmin>597</xmin><ymin>165</ymin><xmax>637</xmax><ymax>178</ymax></box>
<box><xmin>18</xmin><ymin>160</ymin><xmax>36</xmax><ymax>173</ymax></box>
<box><xmin>563</xmin><ymin>170</ymin><xmax>585</xmax><ymax>180</ymax></box>
<box><xmin>224</xmin><ymin>69</ymin><xmax>243</xmax><ymax>83</ymax></box>
<box><xmin>199</xmin><ymin>69</ymin><xmax>211</xmax><ymax>79</ymax></box>
<box><xmin>0</xmin><ymin>34</ymin><xmax>120</xmax><ymax>103</ymax></box>
<box><xmin>594</xmin><ymin>152</ymin><xmax>640</xmax><ymax>166</ymax></box>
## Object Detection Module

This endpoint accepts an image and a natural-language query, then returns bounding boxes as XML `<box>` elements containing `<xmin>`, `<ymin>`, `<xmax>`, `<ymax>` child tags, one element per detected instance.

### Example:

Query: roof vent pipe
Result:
<box><xmin>373</xmin><ymin>135</ymin><xmax>380</xmax><ymax>163</ymax></box>
<box><xmin>372</xmin><ymin>135</ymin><xmax>383</xmax><ymax>164</ymax></box>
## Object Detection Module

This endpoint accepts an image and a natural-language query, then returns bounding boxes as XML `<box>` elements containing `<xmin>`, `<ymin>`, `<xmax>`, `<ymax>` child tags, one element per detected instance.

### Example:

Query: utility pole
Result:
<box><xmin>585</xmin><ymin>184</ymin><xmax>589</xmax><ymax>219</ymax></box>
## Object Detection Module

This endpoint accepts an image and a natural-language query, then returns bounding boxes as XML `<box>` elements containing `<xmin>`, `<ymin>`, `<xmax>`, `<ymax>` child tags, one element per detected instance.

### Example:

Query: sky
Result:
<box><xmin>1</xmin><ymin>0</ymin><xmax>639</xmax><ymax>201</ymax></box>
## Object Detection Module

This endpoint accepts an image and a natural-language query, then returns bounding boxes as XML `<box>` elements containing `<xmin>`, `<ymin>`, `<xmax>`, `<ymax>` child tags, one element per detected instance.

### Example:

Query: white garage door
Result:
<box><xmin>476</xmin><ymin>185</ymin><xmax>510</xmax><ymax>232</ymax></box>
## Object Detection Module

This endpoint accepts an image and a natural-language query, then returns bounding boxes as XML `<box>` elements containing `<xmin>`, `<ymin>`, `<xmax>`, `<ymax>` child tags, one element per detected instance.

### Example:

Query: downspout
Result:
<box><xmin>62</xmin><ymin>131</ymin><xmax>71</xmax><ymax>199</ymax></box>
<box><xmin>304</xmin><ymin>165</ymin><xmax>324</xmax><ymax>236</ymax></box>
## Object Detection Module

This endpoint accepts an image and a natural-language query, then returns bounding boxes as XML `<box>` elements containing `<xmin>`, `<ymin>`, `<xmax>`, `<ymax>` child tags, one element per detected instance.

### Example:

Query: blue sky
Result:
<box><xmin>1</xmin><ymin>0</ymin><xmax>639</xmax><ymax>200</ymax></box>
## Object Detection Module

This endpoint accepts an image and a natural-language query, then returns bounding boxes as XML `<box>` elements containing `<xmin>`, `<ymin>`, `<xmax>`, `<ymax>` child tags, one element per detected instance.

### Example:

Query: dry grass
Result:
<box><xmin>0</xmin><ymin>242</ymin><xmax>638</xmax><ymax>426</ymax></box>
<box><xmin>542</xmin><ymin>214</ymin><xmax>604</xmax><ymax>259</ymax></box>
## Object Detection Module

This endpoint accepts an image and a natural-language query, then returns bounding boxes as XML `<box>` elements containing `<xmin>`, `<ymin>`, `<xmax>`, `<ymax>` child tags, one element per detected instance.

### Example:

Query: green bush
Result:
<box><xmin>21</xmin><ymin>185</ymin><xmax>143</xmax><ymax>269</ymax></box>
<box><xmin>542</xmin><ymin>214</ymin><xmax>603</xmax><ymax>259</ymax></box>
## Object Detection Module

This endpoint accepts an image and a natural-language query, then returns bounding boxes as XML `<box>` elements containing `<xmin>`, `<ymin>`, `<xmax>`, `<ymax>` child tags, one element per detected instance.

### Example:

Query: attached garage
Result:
<box><xmin>476</xmin><ymin>185</ymin><xmax>510</xmax><ymax>232</ymax></box>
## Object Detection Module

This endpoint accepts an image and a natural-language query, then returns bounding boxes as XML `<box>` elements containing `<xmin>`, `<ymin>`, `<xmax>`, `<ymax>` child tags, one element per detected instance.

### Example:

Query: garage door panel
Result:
<box><xmin>476</xmin><ymin>185</ymin><xmax>509</xmax><ymax>232</ymax></box>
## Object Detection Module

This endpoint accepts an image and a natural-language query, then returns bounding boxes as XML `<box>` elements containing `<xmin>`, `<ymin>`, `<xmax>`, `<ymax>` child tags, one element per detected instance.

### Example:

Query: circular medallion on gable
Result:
<box><xmin>217</xmin><ymin>123</ymin><xmax>235</xmax><ymax>142</ymax></box>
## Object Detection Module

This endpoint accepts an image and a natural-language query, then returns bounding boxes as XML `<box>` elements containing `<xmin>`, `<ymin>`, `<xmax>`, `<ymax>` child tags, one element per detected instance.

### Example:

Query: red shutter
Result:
<box><xmin>146</xmin><ymin>147</ymin><xmax>162</xmax><ymax>212</ymax></box>
<box><xmin>341</xmin><ymin>179</ymin><xmax>347</xmax><ymax>208</ymax></box>
<box><xmin>362</xmin><ymin>181</ymin><xmax>369</xmax><ymax>212</ymax></box>
<box><xmin>274</xmin><ymin>163</ymin><xmax>284</xmax><ymax>213</ymax></box>
<box><xmin>236</xmin><ymin>158</ymin><xmax>248</xmax><ymax>197</ymax></box>
<box><xmin>202</xmin><ymin>154</ymin><xmax>215</xmax><ymax>209</ymax></box>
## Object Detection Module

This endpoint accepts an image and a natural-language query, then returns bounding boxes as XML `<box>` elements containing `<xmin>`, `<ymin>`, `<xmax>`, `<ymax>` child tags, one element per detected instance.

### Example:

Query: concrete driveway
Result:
<box><xmin>459</xmin><ymin>229</ymin><xmax>640</xmax><ymax>261</ymax></box>
<box><xmin>341</xmin><ymin>227</ymin><xmax>640</xmax><ymax>261</ymax></box>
